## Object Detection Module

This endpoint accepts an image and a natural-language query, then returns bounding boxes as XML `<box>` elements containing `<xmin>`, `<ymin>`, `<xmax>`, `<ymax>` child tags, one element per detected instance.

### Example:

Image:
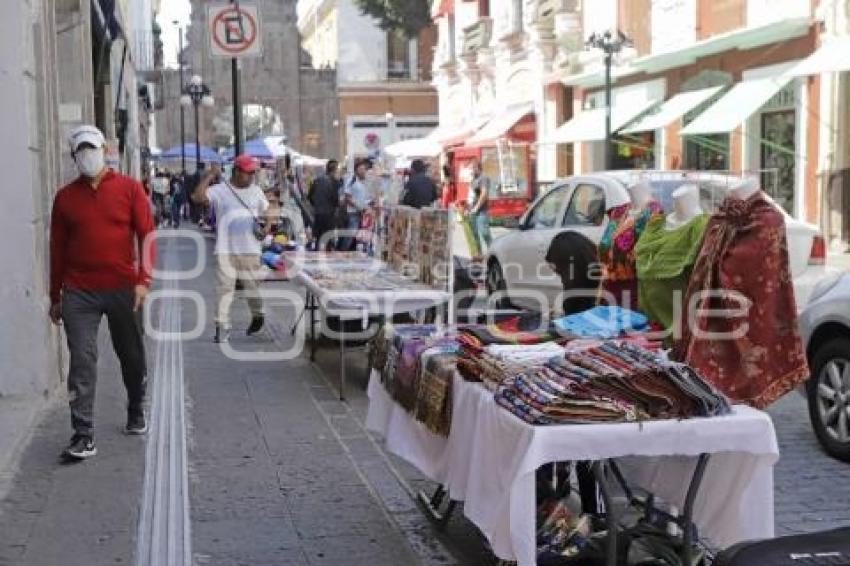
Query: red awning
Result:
<box><xmin>431</xmin><ymin>0</ymin><xmax>454</xmax><ymax>18</ymax></box>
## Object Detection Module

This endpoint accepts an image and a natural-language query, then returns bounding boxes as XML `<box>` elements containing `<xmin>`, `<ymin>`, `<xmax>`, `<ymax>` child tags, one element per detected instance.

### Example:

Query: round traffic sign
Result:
<box><xmin>211</xmin><ymin>6</ymin><xmax>258</xmax><ymax>55</ymax></box>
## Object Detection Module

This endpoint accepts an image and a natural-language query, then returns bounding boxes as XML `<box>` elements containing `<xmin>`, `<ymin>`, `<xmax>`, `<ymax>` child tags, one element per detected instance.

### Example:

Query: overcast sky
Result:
<box><xmin>157</xmin><ymin>0</ymin><xmax>191</xmax><ymax>68</ymax></box>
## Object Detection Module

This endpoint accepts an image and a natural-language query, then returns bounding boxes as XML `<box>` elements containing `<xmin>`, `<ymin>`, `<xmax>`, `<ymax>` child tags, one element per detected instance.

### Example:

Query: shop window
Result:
<box><xmin>760</xmin><ymin>110</ymin><xmax>796</xmax><ymax>214</ymax></box>
<box><xmin>684</xmin><ymin>135</ymin><xmax>730</xmax><ymax>171</ymax></box>
<box><xmin>387</xmin><ymin>29</ymin><xmax>411</xmax><ymax>79</ymax></box>
<box><xmin>563</xmin><ymin>183</ymin><xmax>605</xmax><ymax>226</ymax></box>
<box><xmin>525</xmin><ymin>186</ymin><xmax>568</xmax><ymax>229</ymax></box>
<box><xmin>611</xmin><ymin>132</ymin><xmax>655</xmax><ymax>170</ymax></box>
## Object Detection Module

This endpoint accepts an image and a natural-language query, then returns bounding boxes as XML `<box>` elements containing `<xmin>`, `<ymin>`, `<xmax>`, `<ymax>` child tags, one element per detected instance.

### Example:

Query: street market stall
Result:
<box><xmin>365</xmin><ymin>325</ymin><xmax>778</xmax><ymax>565</ymax></box>
<box><xmin>288</xmin><ymin>206</ymin><xmax>454</xmax><ymax>400</ymax></box>
<box><xmin>359</xmin><ymin>179</ymin><xmax>806</xmax><ymax>564</ymax></box>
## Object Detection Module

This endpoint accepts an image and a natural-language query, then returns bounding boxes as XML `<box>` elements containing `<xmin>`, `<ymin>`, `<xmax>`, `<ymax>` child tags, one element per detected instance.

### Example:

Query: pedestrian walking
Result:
<box><xmin>170</xmin><ymin>171</ymin><xmax>185</xmax><ymax>227</ymax></box>
<box><xmin>151</xmin><ymin>169</ymin><xmax>169</xmax><ymax>226</ymax></box>
<box><xmin>193</xmin><ymin>155</ymin><xmax>269</xmax><ymax>344</ymax></box>
<box><xmin>308</xmin><ymin>159</ymin><xmax>341</xmax><ymax>250</ymax></box>
<box><xmin>338</xmin><ymin>158</ymin><xmax>370</xmax><ymax>251</ymax></box>
<box><xmin>468</xmin><ymin>159</ymin><xmax>492</xmax><ymax>255</ymax></box>
<box><xmin>401</xmin><ymin>159</ymin><xmax>439</xmax><ymax>209</ymax></box>
<box><xmin>49</xmin><ymin>125</ymin><xmax>156</xmax><ymax>460</ymax></box>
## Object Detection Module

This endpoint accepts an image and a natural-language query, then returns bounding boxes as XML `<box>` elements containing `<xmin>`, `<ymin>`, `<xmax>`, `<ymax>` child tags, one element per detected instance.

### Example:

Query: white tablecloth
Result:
<box><xmin>294</xmin><ymin>271</ymin><xmax>450</xmax><ymax>322</ymax></box>
<box><xmin>366</xmin><ymin>371</ymin><xmax>779</xmax><ymax>565</ymax></box>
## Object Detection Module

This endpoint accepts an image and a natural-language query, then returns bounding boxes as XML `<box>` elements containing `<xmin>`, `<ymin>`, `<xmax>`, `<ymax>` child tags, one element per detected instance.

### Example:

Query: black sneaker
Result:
<box><xmin>125</xmin><ymin>410</ymin><xmax>148</xmax><ymax>435</ymax></box>
<box><xmin>246</xmin><ymin>314</ymin><xmax>265</xmax><ymax>336</ymax></box>
<box><xmin>63</xmin><ymin>435</ymin><xmax>97</xmax><ymax>460</ymax></box>
<box><xmin>214</xmin><ymin>324</ymin><xmax>231</xmax><ymax>343</ymax></box>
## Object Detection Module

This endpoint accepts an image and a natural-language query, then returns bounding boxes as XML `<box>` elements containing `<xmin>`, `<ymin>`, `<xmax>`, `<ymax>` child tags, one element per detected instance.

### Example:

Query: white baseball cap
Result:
<box><xmin>68</xmin><ymin>125</ymin><xmax>105</xmax><ymax>152</ymax></box>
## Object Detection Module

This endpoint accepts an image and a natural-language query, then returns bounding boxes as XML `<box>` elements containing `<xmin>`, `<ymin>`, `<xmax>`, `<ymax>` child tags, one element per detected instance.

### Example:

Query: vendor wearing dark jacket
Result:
<box><xmin>308</xmin><ymin>159</ymin><xmax>341</xmax><ymax>250</ymax></box>
<box><xmin>401</xmin><ymin>159</ymin><xmax>438</xmax><ymax>209</ymax></box>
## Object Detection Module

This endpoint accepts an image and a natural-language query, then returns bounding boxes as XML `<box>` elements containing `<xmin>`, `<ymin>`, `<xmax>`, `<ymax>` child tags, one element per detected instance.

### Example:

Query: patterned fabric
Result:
<box><xmin>599</xmin><ymin>201</ymin><xmax>663</xmax><ymax>309</ymax></box>
<box><xmin>391</xmin><ymin>336</ymin><xmax>456</xmax><ymax>412</ymax></box>
<box><xmin>672</xmin><ymin>194</ymin><xmax>809</xmax><ymax>409</ymax></box>
<box><xmin>493</xmin><ymin>341</ymin><xmax>730</xmax><ymax>425</ymax></box>
<box><xmin>413</xmin><ymin>347</ymin><xmax>458</xmax><ymax>437</ymax></box>
<box><xmin>553</xmin><ymin>306</ymin><xmax>649</xmax><ymax>339</ymax></box>
<box><xmin>636</xmin><ymin>214</ymin><xmax>710</xmax><ymax>330</ymax></box>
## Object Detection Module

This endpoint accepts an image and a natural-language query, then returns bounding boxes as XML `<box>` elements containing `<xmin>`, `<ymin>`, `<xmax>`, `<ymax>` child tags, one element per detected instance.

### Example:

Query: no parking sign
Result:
<box><xmin>208</xmin><ymin>4</ymin><xmax>262</xmax><ymax>59</ymax></box>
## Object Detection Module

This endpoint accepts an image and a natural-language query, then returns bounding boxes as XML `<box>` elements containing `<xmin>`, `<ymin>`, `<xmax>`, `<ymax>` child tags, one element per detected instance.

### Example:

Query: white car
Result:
<box><xmin>486</xmin><ymin>170</ymin><xmax>827</xmax><ymax>313</ymax></box>
<box><xmin>798</xmin><ymin>270</ymin><xmax>850</xmax><ymax>462</ymax></box>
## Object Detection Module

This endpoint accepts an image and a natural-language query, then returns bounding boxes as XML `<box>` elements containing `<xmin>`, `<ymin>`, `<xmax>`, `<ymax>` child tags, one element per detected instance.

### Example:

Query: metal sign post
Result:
<box><xmin>209</xmin><ymin>2</ymin><xmax>263</xmax><ymax>156</ymax></box>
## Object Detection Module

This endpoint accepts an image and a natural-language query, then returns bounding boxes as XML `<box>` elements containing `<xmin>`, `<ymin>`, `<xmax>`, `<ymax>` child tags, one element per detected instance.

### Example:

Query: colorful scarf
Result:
<box><xmin>672</xmin><ymin>194</ymin><xmax>809</xmax><ymax>409</ymax></box>
<box><xmin>635</xmin><ymin>214</ymin><xmax>709</xmax><ymax>330</ymax></box>
<box><xmin>599</xmin><ymin>201</ymin><xmax>663</xmax><ymax>308</ymax></box>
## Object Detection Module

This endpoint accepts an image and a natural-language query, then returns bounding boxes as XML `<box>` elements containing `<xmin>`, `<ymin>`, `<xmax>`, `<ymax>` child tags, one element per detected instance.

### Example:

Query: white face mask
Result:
<box><xmin>75</xmin><ymin>148</ymin><xmax>106</xmax><ymax>178</ymax></box>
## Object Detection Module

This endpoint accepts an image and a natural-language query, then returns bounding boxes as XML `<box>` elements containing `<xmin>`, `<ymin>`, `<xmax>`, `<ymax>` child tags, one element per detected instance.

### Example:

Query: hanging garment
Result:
<box><xmin>672</xmin><ymin>194</ymin><xmax>809</xmax><ymax>409</ymax></box>
<box><xmin>598</xmin><ymin>202</ymin><xmax>663</xmax><ymax>309</ymax></box>
<box><xmin>635</xmin><ymin>214</ymin><xmax>709</xmax><ymax>330</ymax></box>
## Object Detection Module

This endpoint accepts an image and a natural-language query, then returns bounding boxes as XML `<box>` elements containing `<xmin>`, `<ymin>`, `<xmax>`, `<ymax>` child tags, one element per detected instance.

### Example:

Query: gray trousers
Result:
<box><xmin>62</xmin><ymin>289</ymin><xmax>147</xmax><ymax>438</ymax></box>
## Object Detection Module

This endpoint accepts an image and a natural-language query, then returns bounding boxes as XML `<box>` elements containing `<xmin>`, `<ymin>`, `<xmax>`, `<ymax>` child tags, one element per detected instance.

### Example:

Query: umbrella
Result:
<box><xmin>156</xmin><ymin>143</ymin><xmax>222</xmax><ymax>163</ymax></box>
<box><xmin>222</xmin><ymin>136</ymin><xmax>289</xmax><ymax>161</ymax></box>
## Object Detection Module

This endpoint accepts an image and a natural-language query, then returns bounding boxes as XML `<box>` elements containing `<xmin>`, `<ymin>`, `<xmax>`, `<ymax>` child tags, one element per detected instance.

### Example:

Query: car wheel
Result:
<box><xmin>486</xmin><ymin>260</ymin><xmax>513</xmax><ymax>309</ymax></box>
<box><xmin>807</xmin><ymin>336</ymin><xmax>850</xmax><ymax>463</ymax></box>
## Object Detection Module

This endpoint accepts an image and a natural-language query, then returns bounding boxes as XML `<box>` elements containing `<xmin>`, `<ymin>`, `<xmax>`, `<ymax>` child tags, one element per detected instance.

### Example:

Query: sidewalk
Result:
<box><xmin>0</xmin><ymin>232</ymin><xmax>487</xmax><ymax>566</ymax></box>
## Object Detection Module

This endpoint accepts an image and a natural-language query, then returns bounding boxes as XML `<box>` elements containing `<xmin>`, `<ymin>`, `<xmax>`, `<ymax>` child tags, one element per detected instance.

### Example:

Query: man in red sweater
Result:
<box><xmin>49</xmin><ymin>125</ymin><xmax>156</xmax><ymax>460</ymax></box>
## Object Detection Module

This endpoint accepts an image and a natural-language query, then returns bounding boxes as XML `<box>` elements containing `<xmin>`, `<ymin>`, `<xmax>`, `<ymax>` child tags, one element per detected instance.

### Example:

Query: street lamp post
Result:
<box><xmin>586</xmin><ymin>30</ymin><xmax>632</xmax><ymax>171</ymax></box>
<box><xmin>181</xmin><ymin>74</ymin><xmax>215</xmax><ymax>171</ymax></box>
<box><xmin>173</xmin><ymin>21</ymin><xmax>186</xmax><ymax>173</ymax></box>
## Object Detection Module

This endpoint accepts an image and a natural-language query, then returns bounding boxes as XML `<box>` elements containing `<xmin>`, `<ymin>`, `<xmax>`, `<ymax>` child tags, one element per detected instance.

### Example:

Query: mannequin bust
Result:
<box><xmin>666</xmin><ymin>184</ymin><xmax>704</xmax><ymax>230</ymax></box>
<box><xmin>628</xmin><ymin>180</ymin><xmax>653</xmax><ymax>212</ymax></box>
<box><xmin>729</xmin><ymin>176</ymin><xmax>760</xmax><ymax>201</ymax></box>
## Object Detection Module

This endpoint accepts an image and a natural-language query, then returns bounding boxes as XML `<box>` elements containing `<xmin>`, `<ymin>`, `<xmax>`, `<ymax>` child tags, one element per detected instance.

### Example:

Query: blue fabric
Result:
<box><xmin>554</xmin><ymin>306</ymin><xmax>648</xmax><ymax>338</ymax></box>
<box><xmin>269</xmin><ymin>243</ymin><xmax>285</xmax><ymax>254</ymax></box>
<box><xmin>261</xmin><ymin>251</ymin><xmax>280</xmax><ymax>268</ymax></box>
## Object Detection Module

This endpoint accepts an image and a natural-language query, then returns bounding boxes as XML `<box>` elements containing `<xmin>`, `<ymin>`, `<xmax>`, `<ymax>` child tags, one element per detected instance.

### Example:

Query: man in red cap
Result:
<box><xmin>194</xmin><ymin>155</ymin><xmax>269</xmax><ymax>343</ymax></box>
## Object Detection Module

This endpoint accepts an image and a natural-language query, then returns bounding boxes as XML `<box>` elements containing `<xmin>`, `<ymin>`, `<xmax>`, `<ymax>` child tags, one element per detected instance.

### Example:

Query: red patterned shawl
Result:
<box><xmin>672</xmin><ymin>193</ymin><xmax>809</xmax><ymax>409</ymax></box>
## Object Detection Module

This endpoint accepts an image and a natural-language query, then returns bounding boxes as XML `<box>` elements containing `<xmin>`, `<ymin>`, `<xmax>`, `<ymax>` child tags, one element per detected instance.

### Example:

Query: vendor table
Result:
<box><xmin>366</xmin><ymin>371</ymin><xmax>779</xmax><ymax>566</ymax></box>
<box><xmin>290</xmin><ymin>259</ymin><xmax>450</xmax><ymax>401</ymax></box>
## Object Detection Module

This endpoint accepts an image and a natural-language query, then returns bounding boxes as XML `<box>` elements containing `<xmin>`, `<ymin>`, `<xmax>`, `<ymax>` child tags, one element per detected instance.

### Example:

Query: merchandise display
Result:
<box><xmin>635</xmin><ymin>214</ymin><xmax>709</xmax><ymax>330</ymax></box>
<box><xmin>598</xmin><ymin>201</ymin><xmax>663</xmax><ymax>309</ymax></box>
<box><xmin>385</xmin><ymin>206</ymin><xmax>421</xmax><ymax>271</ymax></box>
<box><xmin>418</xmin><ymin>208</ymin><xmax>451</xmax><ymax>290</ymax></box>
<box><xmin>372</xmin><ymin>324</ymin><xmax>459</xmax><ymax>436</ymax></box>
<box><xmin>673</xmin><ymin>193</ymin><xmax>809</xmax><ymax>409</ymax></box>
<box><xmin>553</xmin><ymin>306</ymin><xmax>649</xmax><ymax>338</ymax></box>
<box><xmin>494</xmin><ymin>342</ymin><xmax>730</xmax><ymax>425</ymax></box>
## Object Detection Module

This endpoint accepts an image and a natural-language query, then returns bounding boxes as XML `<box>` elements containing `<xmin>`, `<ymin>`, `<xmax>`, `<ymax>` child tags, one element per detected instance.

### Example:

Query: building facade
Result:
<box><xmin>433</xmin><ymin>0</ymin><xmax>850</xmax><ymax>240</ymax></box>
<box><xmin>298</xmin><ymin>0</ymin><xmax>439</xmax><ymax>165</ymax></box>
<box><xmin>157</xmin><ymin>0</ymin><xmax>338</xmax><ymax>160</ymax></box>
<box><xmin>0</xmin><ymin>0</ymin><xmax>159</xmax><ymax>463</ymax></box>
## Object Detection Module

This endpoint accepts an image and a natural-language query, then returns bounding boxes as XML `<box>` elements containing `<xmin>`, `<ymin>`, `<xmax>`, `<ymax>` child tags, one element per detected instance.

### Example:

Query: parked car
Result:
<box><xmin>486</xmin><ymin>170</ymin><xmax>827</xmax><ymax>313</ymax></box>
<box><xmin>798</xmin><ymin>270</ymin><xmax>850</xmax><ymax>462</ymax></box>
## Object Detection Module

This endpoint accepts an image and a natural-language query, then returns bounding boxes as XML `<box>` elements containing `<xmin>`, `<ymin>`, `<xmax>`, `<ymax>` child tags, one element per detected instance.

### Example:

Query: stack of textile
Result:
<box><xmin>457</xmin><ymin>324</ymin><xmax>559</xmax><ymax>391</ymax></box>
<box><xmin>553</xmin><ymin>306</ymin><xmax>650</xmax><ymax>339</ymax></box>
<box><xmin>370</xmin><ymin>324</ymin><xmax>459</xmax><ymax>436</ymax></box>
<box><xmin>494</xmin><ymin>341</ymin><xmax>730</xmax><ymax>425</ymax></box>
